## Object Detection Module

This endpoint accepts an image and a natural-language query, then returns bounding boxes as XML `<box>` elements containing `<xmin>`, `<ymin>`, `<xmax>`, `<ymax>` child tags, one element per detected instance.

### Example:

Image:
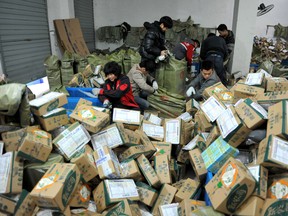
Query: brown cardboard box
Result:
<box><xmin>136</xmin><ymin>182</ymin><xmax>158</xmax><ymax>207</ymax></box>
<box><xmin>0</xmin><ymin>152</ymin><xmax>23</xmax><ymax>194</ymax></box>
<box><xmin>68</xmin><ymin>181</ymin><xmax>91</xmax><ymax>208</ymax></box>
<box><xmin>17</xmin><ymin>128</ymin><xmax>52</xmax><ymax>162</ymax></box>
<box><xmin>230</xmin><ymin>83</ymin><xmax>265</xmax><ymax>99</ymax></box>
<box><xmin>235</xmin><ymin>98</ymin><xmax>267</xmax><ymax>129</ymax></box>
<box><xmin>124</xmin><ymin>128</ymin><xmax>141</xmax><ymax>146</ymax></box>
<box><xmin>178</xmin><ymin>199</ymin><xmax>206</xmax><ymax>216</ymax></box>
<box><xmin>144</xmin><ymin>112</ymin><xmax>163</xmax><ymax>125</ymax></box>
<box><xmin>175</xmin><ymin>178</ymin><xmax>200</xmax><ymax>202</ymax></box>
<box><xmin>142</xmin><ymin>122</ymin><xmax>164</xmax><ymax>141</ymax></box>
<box><xmin>189</xmin><ymin>148</ymin><xmax>207</xmax><ymax>181</ymax></box>
<box><xmin>164</xmin><ymin>118</ymin><xmax>190</xmax><ymax>145</ymax></box>
<box><xmin>118</xmin><ymin>145</ymin><xmax>152</xmax><ymax>162</ymax></box>
<box><xmin>92</xmin><ymin>179</ymin><xmax>139</xmax><ymax>213</ymax></box>
<box><xmin>53</xmin><ymin>122</ymin><xmax>91</xmax><ymax>160</ymax></box>
<box><xmin>214</xmin><ymin>90</ymin><xmax>236</xmax><ymax>105</ymax></box>
<box><xmin>194</xmin><ymin>110</ymin><xmax>213</xmax><ymax>132</ymax></box>
<box><xmin>137</xmin><ymin>154</ymin><xmax>161</xmax><ymax>188</ymax></box>
<box><xmin>30</xmin><ymin>163</ymin><xmax>81</xmax><ymax>211</ymax></box>
<box><xmin>102</xmin><ymin>199</ymin><xmax>133</xmax><ymax>215</ymax></box>
<box><xmin>135</xmin><ymin>130</ymin><xmax>156</xmax><ymax>157</ymax></box>
<box><xmin>112</xmin><ymin>108</ymin><xmax>141</xmax><ymax>130</ymax></box>
<box><xmin>0</xmin><ymin>194</ymin><xmax>16</xmax><ymax>214</ymax></box>
<box><xmin>267</xmin><ymin>173</ymin><xmax>288</xmax><ymax>199</ymax></box>
<box><xmin>70</xmin><ymin>145</ymin><xmax>98</xmax><ymax>182</ymax></box>
<box><xmin>200</xmin><ymin>95</ymin><xmax>226</xmax><ymax>122</ymax></box>
<box><xmin>170</xmin><ymin>159</ymin><xmax>180</xmax><ymax>183</ymax></box>
<box><xmin>159</xmin><ymin>203</ymin><xmax>179</xmax><ymax>216</ymax></box>
<box><xmin>182</xmin><ymin>134</ymin><xmax>206</xmax><ymax>152</ymax></box>
<box><xmin>152</xmin><ymin>142</ymin><xmax>172</xmax><ymax>160</ymax></box>
<box><xmin>54</xmin><ymin>18</ymin><xmax>90</xmax><ymax>56</ymax></box>
<box><xmin>176</xmin><ymin>147</ymin><xmax>190</xmax><ymax>164</ymax></box>
<box><xmin>233</xmin><ymin>195</ymin><xmax>264</xmax><ymax>216</ymax></box>
<box><xmin>248</xmin><ymin>165</ymin><xmax>268</xmax><ymax>199</ymax></box>
<box><xmin>93</xmin><ymin>146</ymin><xmax>121</xmax><ymax>179</ymax></box>
<box><xmin>120</xmin><ymin>158</ymin><xmax>142</xmax><ymax>180</ymax></box>
<box><xmin>216</xmin><ymin>106</ymin><xmax>251</xmax><ymax>148</ymax></box>
<box><xmin>205</xmin><ymin>157</ymin><xmax>256</xmax><ymax>214</ymax></box>
<box><xmin>266</xmin><ymin>100</ymin><xmax>288</xmax><ymax>139</ymax></box>
<box><xmin>261</xmin><ymin>199</ymin><xmax>288</xmax><ymax>216</ymax></box>
<box><xmin>1</xmin><ymin>128</ymin><xmax>26</xmax><ymax>152</ymax></box>
<box><xmin>181</xmin><ymin>121</ymin><xmax>194</xmax><ymax>145</ymax></box>
<box><xmin>29</xmin><ymin>92</ymin><xmax>68</xmax><ymax>116</ymax></box>
<box><xmin>14</xmin><ymin>190</ymin><xmax>36</xmax><ymax>216</ymax></box>
<box><xmin>202</xmin><ymin>82</ymin><xmax>228</xmax><ymax>99</ymax></box>
<box><xmin>266</xmin><ymin>77</ymin><xmax>288</xmax><ymax>92</ymax></box>
<box><xmin>245</xmin><ymin>72</ymin><xmax>265</xmax><ymax>87</ymax></box>
<box><xmin>151</xmin><ymin>184</ymin><xmax>177</xmax><ymax>216</ymax></box>
<box><xmin>37</xmin><ymin>107</ymin><xmax>69</xmax><ymax>131</ymax></box>
<box><xmin>186</xmin><ymin>98</ymin><xmax>200</xmax><ymax>113</ymax></box>
<box><xmin>91</xmin><ymin>123</ymin><xmax>129</xmax><ymax>149</ymax></box>
<box><xmin>154</xmin><ymin>155</ymin><xmax>171</xmax><ymax>184</ymax></box>
<box><xmin>255</xmin><ymin>91</ymin><xmax>288</xmax><ymax>107</ymax></box>
<box><xmin>257</xmin><ymin>135</ymin><xmax>288</xmax><ymax>170</ymax></box>
<box><xmin>177</xmin><ymin>112</ymin><xmax>193</xmax><ymax>123</ymax></box>
<box><xmin>205</xmin><ymin>126</ymin><xmax>220</xmax><ymax>147</ymax></box>
<box><xmin>70</xmin><ymin>104</ymin><xmax>110</xmax><ymax>134</ymax></box>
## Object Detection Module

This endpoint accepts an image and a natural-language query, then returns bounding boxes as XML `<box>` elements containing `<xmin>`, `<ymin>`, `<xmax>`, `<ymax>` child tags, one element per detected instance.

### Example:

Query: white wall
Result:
<box><xmin>93</xmin><ymin>0</ymin><xmax>235</xmax><ymax>50</ymax></box>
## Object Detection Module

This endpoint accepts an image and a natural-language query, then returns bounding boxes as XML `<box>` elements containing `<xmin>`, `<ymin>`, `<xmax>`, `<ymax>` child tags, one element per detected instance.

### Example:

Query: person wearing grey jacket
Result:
<box><xmin>186</xmin><ymin>60</ymin><xmax>220</xmax><ymax>100</ymax></box>
<box><xmin>127</xmin><ymin>60</ymin><xmax>158</xmax><ymax>111</ymax></box>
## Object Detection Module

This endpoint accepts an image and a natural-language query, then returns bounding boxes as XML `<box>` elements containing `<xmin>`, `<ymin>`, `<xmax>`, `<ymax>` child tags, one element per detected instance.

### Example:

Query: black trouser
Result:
<box><xmin>206</xmin><ymin>54</ymin><xmax>227</xmax><ymax>86</ymax></box>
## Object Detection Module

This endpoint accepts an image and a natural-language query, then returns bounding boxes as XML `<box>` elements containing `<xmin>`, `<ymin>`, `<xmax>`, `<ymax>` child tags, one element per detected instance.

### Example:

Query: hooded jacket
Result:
<box><xmin>139</xmin><ymin>21</ymin><xmax>166</xmax><ymax>60</ymax></box>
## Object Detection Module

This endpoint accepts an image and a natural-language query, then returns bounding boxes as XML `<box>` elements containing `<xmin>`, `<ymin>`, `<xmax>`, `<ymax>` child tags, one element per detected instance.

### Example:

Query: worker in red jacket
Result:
<box><xmin>92</xmin><ymin>61</ymin><xmax>140</xmax><ymax>110</ymax></box>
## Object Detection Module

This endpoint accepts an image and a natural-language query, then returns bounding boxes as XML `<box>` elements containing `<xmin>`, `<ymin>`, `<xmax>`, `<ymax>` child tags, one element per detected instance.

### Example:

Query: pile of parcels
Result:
<box><xmin>1</xmin><ymin>68</ymin><xmax>288</xmax><ymax>216</ymax></box>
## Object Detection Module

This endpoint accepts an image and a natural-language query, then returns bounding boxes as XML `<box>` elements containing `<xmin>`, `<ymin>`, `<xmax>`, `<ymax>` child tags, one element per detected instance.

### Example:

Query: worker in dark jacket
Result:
<box><xmin>139</xmin><ymin>16</ymin><xmax>173</xmax><ymax>75</ymax></box>
<box><xmin>200</xmin><ymin>33</ymin><xmax>228</xmax><ymax>86</ymax></box>
<box><xmin>217</xmin><ymin>24</ymin><xmax>235</xmax><ymax>55</ymax></box>
<box><xmin>186</xmin><ymin>60</ymin><xmax>220</xmax><ymax>100</ymax></box>
<box><xmin>92</xmin><ymin>61</ymin><xmax>139</xmax><ymax>110</ymax></box>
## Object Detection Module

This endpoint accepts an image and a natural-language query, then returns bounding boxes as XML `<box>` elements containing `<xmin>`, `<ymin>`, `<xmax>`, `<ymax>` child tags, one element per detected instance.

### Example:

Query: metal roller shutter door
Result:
<box><xmin>74</xmin><ymin>0</ymin><xmax>95</xmax><ymax>52</ymax></box>
<box><xmin>0</xmin><ymin>0</ymin><xmax>51</xmax><ymax>84</ymax></box>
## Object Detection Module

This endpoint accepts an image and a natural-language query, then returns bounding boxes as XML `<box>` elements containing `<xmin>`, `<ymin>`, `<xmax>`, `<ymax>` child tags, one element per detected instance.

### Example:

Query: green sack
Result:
<box><xmin>44</xmin><ymin>55</ymin><xmax>62</xmax><ymax>90</ymax></box>
<box><xmin>155</xmin><ymin>62</ymin><xmax>166</xmax><ymax>88</ymax></box>
<box><xmin>44</xmin><ymin>55</ymin><xmax>60</xmax><ymax>70</ymax></box>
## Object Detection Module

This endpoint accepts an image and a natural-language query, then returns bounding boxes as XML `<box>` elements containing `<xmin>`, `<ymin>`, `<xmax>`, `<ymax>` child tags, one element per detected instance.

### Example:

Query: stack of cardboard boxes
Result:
<box><xmin>0</xmin><ymin>68</ymin><xmax>288</xmax><ymax>215</ymax></box>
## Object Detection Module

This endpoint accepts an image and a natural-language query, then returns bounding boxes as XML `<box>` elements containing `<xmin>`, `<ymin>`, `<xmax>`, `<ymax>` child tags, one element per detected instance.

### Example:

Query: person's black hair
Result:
<box><xmin>207</xmin><ymin>33</ymin><xmax>216</xmax><ymax>37</ymax></box>
<box><xmin>201</xmin><ymin>60</ymin><xmax>214</xmax><ymax>70</ymax></box>
<box><xmin>159</xmin><ymin>16</ymin><xmax>173</xmax><ymax>29</ymax></box>
<box><xmin>139</xmin><ymin>60</ymin><xmax>156</xmax><ymax>72</ymax></box>
<box><xmin>217</xmin><ymin>24</ymin><xmax>228</xmax><ymax>31</ymax></box>
<box><xmin>104</xmin><ymin>61</ymin><xmax>122</xmax><ymax>77</ymax></box>
<box><xmin>193</xmin><ymin>39</ymin><xmax>200</xmax><ymax>47</ymax></box>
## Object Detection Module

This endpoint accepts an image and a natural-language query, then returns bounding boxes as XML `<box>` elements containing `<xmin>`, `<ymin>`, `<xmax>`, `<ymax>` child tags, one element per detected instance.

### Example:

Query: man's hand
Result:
<box><xmin>152</xmin><ymin>81</ymin><xmax>158</xmax><ymax>90</ymax></box>
<box><xmin>103</xmin><ymin>99</ymin><xmax>111</xmax><ymax>108</ymax></box>
<box><xmin>186</xmin><ymin>86</ymin><xmax>196</xmax><ymax>97</ymax></box>
<box><xmin>92</xmin><ymin>88</ymin><xmax>101</xmax><ymax>96</ymax></box>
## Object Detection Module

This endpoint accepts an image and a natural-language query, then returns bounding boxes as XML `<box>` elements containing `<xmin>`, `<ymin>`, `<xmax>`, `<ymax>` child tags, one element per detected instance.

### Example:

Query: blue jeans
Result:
<box><xmin>134</xmin><ymin>91</ymin><xmax>150</xmax><ymax>111</ymax></box>
<box><xmin>206</xmin><ymin>54</ymin><xmax>227</xmax><ymax>86</ymax></box>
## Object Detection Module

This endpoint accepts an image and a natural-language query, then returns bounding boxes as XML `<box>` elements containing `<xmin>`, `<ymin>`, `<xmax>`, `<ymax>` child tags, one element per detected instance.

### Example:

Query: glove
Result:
<box><xmin>92</xmin><ymin>88</ymin><xmax>101</xmax><ymax>96</ymax></box>
<box><xmin>186</xmin><ymin>86</ymin><xmax>196</xmax><ymax>97</ymax></box>
<box><xmin>103</xmin><ymin>99</ymin><xmax>111</xmax><ymax>108</ymax></box>
<box><xmin>152</xmin><ymin>81</ymin><xmax>158</xmax><ymax>90</ymax></box>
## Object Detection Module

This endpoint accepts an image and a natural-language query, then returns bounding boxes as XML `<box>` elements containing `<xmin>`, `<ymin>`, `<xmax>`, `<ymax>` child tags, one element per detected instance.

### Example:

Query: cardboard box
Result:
<box><xmin>266</xmin><ymin>77</ymin><xmax>288</xmax><ymax>92</ymax></box>
<box><xmin>255</xmin><ymin>91</ymin><xmax>288</xmax><ymax>107</ymax></box>
<box><xmin>152</xmin><ymin>142</ymin><xmax>172</xmax><ymax>160</ymax></box>
<box><xmin>214</xmin><ymin>90</ymin><xmax>236</xmax><ymax>105</ymax></box>
<box><xmin>182</xmin><ymin>134</ymin><xmax>206</xmax><ymax>152</ymax></box>
<box><xmin>175</xmin><ymin>178</ymin><xmax>200</xmax><ymax>202</ymax></box>
<box><xmin>53</xmin><ymin>122</ymin><xmax>91</xmax><ymax>160</ymax></box>
<box><xmin>266</xmin><ymin>173</ymin><xmax>288</xmax><ymax>199</ymax></box>
<box><xmin>151</xmin><ymin>184</ymin><xmax>177</xmax><ymax>216</ymax></box>
<box><xmin>189</xmin><ymin>148</ymin><xmax>207</xmax><ymax>181</ymax></box>
<box><xmin>137</xmin><ymin>154</ymin><xmax>161</xmax><ymax>188</ymax></box>
<box><xmin>68</xmin><ymin>181</ymin><xmax>91</xmax><ymax>208</ymax></box>
<box><xmin>136</xmin><ymin>182</ymin><xmax>158</xmax><ymax>207</ymax></box>
<box><xmin>1</xmin><ymin>128</ymin><xmax>26</xmax><ymax>152</ymax></box>
<box><xmin>120</xmin><ymin>158</ymin><xmax>142</xmax><ymax>180</ymax></box>
<box><xmin>17</xmin><ymin>128</ymin><xmax>52</xmax><ymax>162</ymax></box>
<box><xmin>257</xmin><ymin>135</ymin><xmax>288</xmax><ymax>170</ymax></box>
<box><xmin>205</xmin><ymin>126</ymin><xmax>220</xmax><ymax>147</ymax></box>
<box><xmin>159</xmin><ymin>203</ymin><xmax>179</xmax><ymax>216</ymax></box>
<box><xmin>0</xmin><ymin>194</ymin><xmax>16</xmax><ymax>214</ymax></box>
<box><xmin>102</xmin><ymin>199</ymin><xmax>133</xmax><ymax>216</ymax></box>
<box><xmin>181</xmin><ymin>121</ymin><xmax>194</xmax><ymax>146</ymax></box>
<box><xmin>216</xmin><ymin>106</ymin><xmax>251</xmax><ymax>147</ymax></box>
<box><xmin>142</xmin><ymin>122</ymin><xmax>164</xmax><ymax>141</ymax></box>
<box><xmin>144</xmin><ymin>112</ymin><xmax>163</xmax><ymax>125</ymax></box>
<box><xmin>30</xmin><ymin>163</ymin><xmax>81</xmax><ymax>211</ymax></box>
<box><xmin>154</xmin><ymin>155</ymin><xmax>171</xmax><ymax>184</ymax></box>
<box><xmin>70</xmin><ymin>104</ymin><xmax>110</xmax><ymax>134</ymax></box>
<box><xmin>0</xmin><ymin>152</ymin><xmax>23</xmax><ymax>194</ymax></box>
<box><xmin>92</xmin><ymin>179</ymin><xmax>139</xmax><ymax>213</ymax></box>
<box><xmin>124</xmin><ymin>128</ymin><xmax>141</xmax><ymax>146</ymax></box>
<box><xmin>118</xmin><ymin>145</ymin><xmax>152</xmax><ymax>162</ymax></box>
<box><xmin>245</xmin><ymin>72</ymin><xmax>265</xmax><ymax>86</ymax></box>
<box><xmin>29</xmin><ymin>92</ymin><xmax>68</xmax><ymax>116</ymax></box>
<box><xmin>93</xmin><ymin>146</ymin><xmax>121</xmax><ymax>179</ymax></box>
<box><xmin>200</xmin><ymin>95</ymin><xmax>226</xmax><ymax>122</ymax></box>
<box><xmin>248</xmin><ymin>165</ymin><xmax>268</xmax><ymax>199</ymax></box>
<box><xmin>135</xmin><ymin>130</ymin><xmax>156</xmax><ymax>157</ymax></box>
<box><xmin>14</xmin><ymin>190</ymin><xmax>36</xmax><ymax>216</ymax></box>
<box><xmin>91</xmin><ymin>123</ymin><xmax>129</xmax><ymax>149</ymax></box>
<box><xmin>205</xmin><ymin>157</ymin><xmax>256</xmax><ymax>214</ymax></box>
<box><xmin>231</xmin><ymin>83</ymin><xmax>265</xmax><ymax>99</ymax></box>
<box><xmin>186</xmin><ymin>98</ymin><xmax>200</xmax><ymax>113</ymax></box>
<box><xmin>194</xmin><ymin>110</ymin><xmax>213</xmax><ymax>132</ymax></box>
<box><xmin>54</xmin><ymin>18</ymin><xmax>90</xmax><ymax>57</ymax></box>
<box><xmin>177</xmin><ymin>112</ymin><xmax>193</xmax><ymax>123</ymax></box>
<box><xmin>235</xmin><ymin>98</ymin><xmax>267</xmax><ymax>129</ymax></box>
<box><xmin>233</xmin><ymin>195</ymin><xmax>264</xmax><ymax>216</ymax></box>
<box><xmin>177</xmin><ymin>147</ymin><xmax>190</xmax><ymax>164</ymax></box>
<box><xmin>170</xmin><ymin>159</ymin><xmax>180</xmax><ymax>183</ymax></box>
<box><xmin>178</xmin><ymin>199</ymin><xmax>206</xmax><ymax>216</ymax></box>
<box><xmin>37</xmin><ymin>107</ymin><xmax>69</xmax><ymax>131</ymax></box>
<box><xmin>112</xmin><ymin>108</ymin><xmax>141</xmax><ymax>130</ymax></box>
<box><xmin>202</xmin><ymin>82</ymin><xmax>228</xmax><ymax>99</ymax></box>
<box><xmin>70</xmin><ymin>145</ymin><xmax>98</xmax><ymax>182</ymax></box>
<box><xmin>201</xmin><ymin>136</ymin><xmax>239</xmax><ymax>174</ymax></box>
<box><xmin>267</xmin><ymin>100</ymin><xmax>288</xmax><ymax>139</ymax></box>
<box><xmin>261</xmin><ymin>199</ymin><xmax>288</xmax><ymax>216</ymax></box>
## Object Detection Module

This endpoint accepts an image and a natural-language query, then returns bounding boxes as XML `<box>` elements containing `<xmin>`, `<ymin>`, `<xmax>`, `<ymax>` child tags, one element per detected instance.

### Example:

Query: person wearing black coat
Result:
<box><xmin>139</xmin><ymin>16</ymin><xmax>173</xmax><ymax>75</ymax></box>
